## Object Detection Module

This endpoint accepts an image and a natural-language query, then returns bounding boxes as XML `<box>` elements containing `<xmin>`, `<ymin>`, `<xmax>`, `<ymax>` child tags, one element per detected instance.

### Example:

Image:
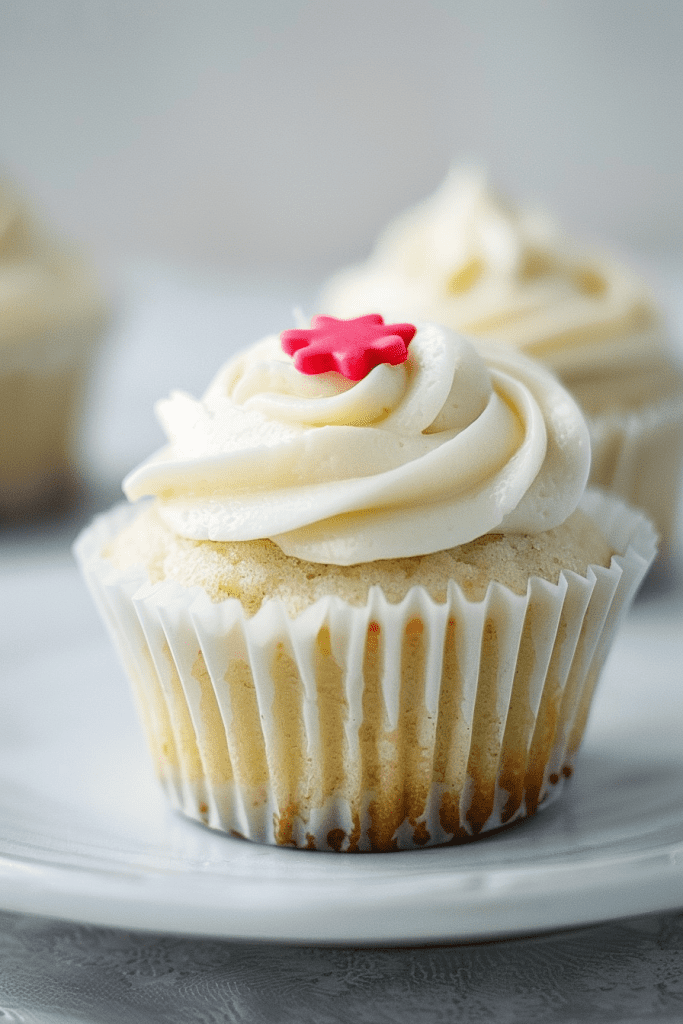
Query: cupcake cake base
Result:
<box><xmin>0</xmin><ymin>364</ymin><xmax>85</xmax><ymax>518</ymax></box>
<box><xmin>74</xmin><ymin>491</ymin><xmax>656</xmax><ymax>852</ymax></box>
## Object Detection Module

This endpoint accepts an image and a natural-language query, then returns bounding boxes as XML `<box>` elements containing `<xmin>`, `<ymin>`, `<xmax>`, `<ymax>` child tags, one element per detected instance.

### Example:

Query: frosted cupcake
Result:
<box><xmin>321</xmin><ymin>170</ymin><xmax>683</xmax><ymax>552</ymax></box>
<box><xmin>0</xmin><ymin>178</ymin><xmax>108</xmax><ymax>517</ymax></box>
<box><xmin>74</xmin><ymin>315</ymin><xmax>656</xmax><ymax>851</ymax></box>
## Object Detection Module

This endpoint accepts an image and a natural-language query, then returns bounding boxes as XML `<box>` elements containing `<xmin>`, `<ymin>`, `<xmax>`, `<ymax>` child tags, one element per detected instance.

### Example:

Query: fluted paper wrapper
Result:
<box><xmin>0</xmin><ymin>317</ymin><xmax>108</xmax><ymax>514</ymax></box>
<box><xmin>587</xmin><ymin>393</ymin><xmax>683</xmax><ymax>555</ymax></box>
<box><xmin>74</xmin><ymin>492</ymin><xmax>656</xmax><ymax>852</ymax></box>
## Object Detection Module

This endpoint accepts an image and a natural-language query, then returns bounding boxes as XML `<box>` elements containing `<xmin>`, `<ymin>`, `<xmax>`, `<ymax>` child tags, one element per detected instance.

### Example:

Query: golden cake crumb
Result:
<box><xmin>105</xmin><ymin>502</ymin><xmax>614</xmax><ymax>617</ymax></box>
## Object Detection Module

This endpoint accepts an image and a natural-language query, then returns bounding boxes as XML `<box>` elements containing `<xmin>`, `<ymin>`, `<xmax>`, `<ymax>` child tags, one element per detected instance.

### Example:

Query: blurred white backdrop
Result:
<box><xmin>1</xmin><ymin>0</ymin><xmax>682</xmax><ymax>274</ymax></box>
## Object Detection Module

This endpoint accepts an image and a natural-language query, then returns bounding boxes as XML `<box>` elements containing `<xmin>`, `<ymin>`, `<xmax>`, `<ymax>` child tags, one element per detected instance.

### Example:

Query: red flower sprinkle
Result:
<box><xmin>281</xmin><ymin>314</ymin><xmax>416</xmax><ymax>381</ymax></box>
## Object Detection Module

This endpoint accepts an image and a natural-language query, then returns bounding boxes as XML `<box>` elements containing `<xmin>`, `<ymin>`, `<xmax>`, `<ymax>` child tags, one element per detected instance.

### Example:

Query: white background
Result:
<box><xmin>1</xmin><ymin>1</ymin><xmax>682</xmax><ymax>274</ymax></box>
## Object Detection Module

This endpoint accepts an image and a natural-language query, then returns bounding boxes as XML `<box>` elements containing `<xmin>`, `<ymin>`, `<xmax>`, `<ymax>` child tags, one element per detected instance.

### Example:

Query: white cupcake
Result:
<box><xmin>75</xmin><ymin>318</ymin><xmax>656</xmax><ymax>850</ymax></box>
<box><xmin>321</xmin><ymin>169</ymin><xmax>683</xmax><ymax>553</ymax></box>
<box><xmin>0</xmin><ymin>178</ymin><xmax>108</xmax><ymax>516</ymax></box>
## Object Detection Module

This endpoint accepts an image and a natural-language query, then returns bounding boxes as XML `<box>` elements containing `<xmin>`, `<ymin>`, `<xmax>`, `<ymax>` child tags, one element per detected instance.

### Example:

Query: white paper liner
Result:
<box><xmin>0</xmin><ymin>316</ymin><xmax>108</xmax><ymax>512</ymax></box>
<box><xmin>74</xmin><ymin>491</ymin><xmax>657</xmax><ymax>852</ymax></box>
<box><xmin>587</xmin><ymin>391</ymin><xmax>683</xmax><ymax>553</ymax></box>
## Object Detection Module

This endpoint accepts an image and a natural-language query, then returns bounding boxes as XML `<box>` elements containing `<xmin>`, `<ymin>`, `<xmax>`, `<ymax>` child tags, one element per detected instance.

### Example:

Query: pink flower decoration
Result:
<box><xmin>281</xmin><ymin>314</ymin><xmax>416</xmax><ymax>381</ymax></box>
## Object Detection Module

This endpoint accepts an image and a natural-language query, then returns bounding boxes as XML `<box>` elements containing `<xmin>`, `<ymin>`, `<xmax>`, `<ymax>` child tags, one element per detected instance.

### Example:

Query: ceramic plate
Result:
<box><xmin>1</xmin><ymin>547</ymin><xmax>682</xmax><ymax>945</ymax></box>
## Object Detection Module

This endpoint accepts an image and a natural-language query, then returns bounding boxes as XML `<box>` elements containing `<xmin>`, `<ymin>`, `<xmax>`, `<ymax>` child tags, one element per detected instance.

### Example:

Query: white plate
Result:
<box><xmin>1</xmin><ymin>545</ymin><xmax>683</xmax><ymax>945</ymax></box>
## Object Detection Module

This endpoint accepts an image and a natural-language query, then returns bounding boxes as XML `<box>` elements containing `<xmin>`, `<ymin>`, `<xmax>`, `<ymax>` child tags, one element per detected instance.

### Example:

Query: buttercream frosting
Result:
<box><xmin>321</xmin><ymin>168</ymin><xmax>663</xmax><ymax>377</ymax></box>
<box><xmin>123</xmin><ymin>321</ymin><xmax>590</xmax><ymax>565</ymax></box>
<box><xmin>0</xmin><ymin>179</ymin><xmax>105</xmax><ymax>358</ymax></box>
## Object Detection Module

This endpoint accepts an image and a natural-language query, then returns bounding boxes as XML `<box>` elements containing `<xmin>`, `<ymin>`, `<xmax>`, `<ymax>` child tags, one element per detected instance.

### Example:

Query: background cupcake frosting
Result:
<box><xmin>320</xmin><ymin>168</ymin><xmax>665</xmax><ymax>378</ymax></box>
<box><xmin>0</xmin><ymin>180</ymin><xmax>103</xmax><ymax>361</ymax></box>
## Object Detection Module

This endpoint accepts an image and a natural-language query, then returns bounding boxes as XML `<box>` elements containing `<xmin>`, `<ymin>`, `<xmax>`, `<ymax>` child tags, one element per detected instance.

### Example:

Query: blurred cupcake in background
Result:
<box><xmin>321</xmin><ymin>168</ymin><xmax>683</xmax><ymax>554</ymax></box>
<box><xmin>0</xmin><ymin>176</ymin><xmax>108</xmax><ymax>519</ymax></box>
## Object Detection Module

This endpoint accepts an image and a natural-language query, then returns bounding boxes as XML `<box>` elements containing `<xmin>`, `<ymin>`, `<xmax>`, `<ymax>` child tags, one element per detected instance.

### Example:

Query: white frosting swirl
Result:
<box><xmin>123</xmin><ymin>323</ymin><xmax>590</xmax><ymax>565</ymax></box>
<box><xmin>321</xmin><ymin>168</ymin><xmax>662</xmax><ymax>377</ymax></box>
<box><xmin>0</xmin><ymin>180</ymin><xmax>105</xmax><ymax>358</ymax></box>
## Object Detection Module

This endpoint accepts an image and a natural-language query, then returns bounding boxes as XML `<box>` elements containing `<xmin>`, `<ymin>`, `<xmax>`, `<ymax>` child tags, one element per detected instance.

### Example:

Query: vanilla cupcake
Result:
<box><xmin>321</xmin><ymin>170</ymin><xmax>683</xmax><ymax>552</ymax></box>
<box><xmin>74</xmin><ymin>316</ymin><xmax>656</xmax><ymax>850</ymax></box>
<box><xmin>0</xmin><ymin>178</ymin><xmax>108</xmax><ymax>517</ymax></box>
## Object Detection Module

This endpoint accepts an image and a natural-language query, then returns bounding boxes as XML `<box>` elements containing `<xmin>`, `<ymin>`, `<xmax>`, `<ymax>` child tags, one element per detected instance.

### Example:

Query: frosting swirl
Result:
<box><xmin>123</xmin><ymin>323</ymin><xmax>590</xmax><ymax>565</ymax></box>
<box><xmin>0</xmin><ymin>179</ymin><xmax>105</xmax><ymax>354</ymax></box>
<box><xmin>321</xmin><ymin>169</ymin><xmax>662</xmax><ymax>377</ymax></box>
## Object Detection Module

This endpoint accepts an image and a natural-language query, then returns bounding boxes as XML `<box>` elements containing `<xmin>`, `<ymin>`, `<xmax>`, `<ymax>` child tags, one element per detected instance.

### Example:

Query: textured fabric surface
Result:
<box><xmin>0</xmin><ymin>910</ymin><xmax>682</xmax><ymax>1023</ymax></box>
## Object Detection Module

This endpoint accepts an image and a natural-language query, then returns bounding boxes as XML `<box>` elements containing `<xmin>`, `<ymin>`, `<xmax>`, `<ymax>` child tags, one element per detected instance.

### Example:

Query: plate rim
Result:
<box><xmin>1</xmin><ymin>825</ymin><xmax>683</xmax><ymax>944</ymax></box>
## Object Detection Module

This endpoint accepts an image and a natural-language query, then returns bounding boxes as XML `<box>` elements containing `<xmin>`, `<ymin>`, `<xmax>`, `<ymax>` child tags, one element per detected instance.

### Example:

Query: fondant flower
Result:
<box><xmin>281</xmin><ymin>314</ymin><xmax>416</xmax><ymax>381</ymax></box>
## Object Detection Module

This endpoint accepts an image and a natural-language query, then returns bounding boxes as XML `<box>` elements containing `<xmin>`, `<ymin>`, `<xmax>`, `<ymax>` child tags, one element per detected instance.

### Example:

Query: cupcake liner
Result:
<box><xmin>0</xmin><ymin>319</ymin><xmax>108</xmax><ymax>514</ymax></box>
<box><xmin>0</xmin><ymin>364</ymin><xmax>82</xmax><ymax>509</ymax></box>
<box><xmin>74</xmin><ymin>491</ymin><xmax>657</xmax><ymax>852</ymax></box>
<box><xmin>586</xmin><ymin>391</ymin><xmax>683</xmax><ymax>554</ymax></box>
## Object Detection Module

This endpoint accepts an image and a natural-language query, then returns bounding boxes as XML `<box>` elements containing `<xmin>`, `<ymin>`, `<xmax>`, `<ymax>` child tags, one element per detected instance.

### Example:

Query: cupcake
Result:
<box><xmin>321</xmin><ymin>169</ymin><xmax>683</xmax><ymax>553</ymax></box>
<box><xmin>0</xmin><ymin>178</ymin><xmax>108</xmax><ymax>517</ymax></box>
<box><xmin>74</xmin><ymin>315</ymin><xmax>656</xmax><ymax>851</ymax></box>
